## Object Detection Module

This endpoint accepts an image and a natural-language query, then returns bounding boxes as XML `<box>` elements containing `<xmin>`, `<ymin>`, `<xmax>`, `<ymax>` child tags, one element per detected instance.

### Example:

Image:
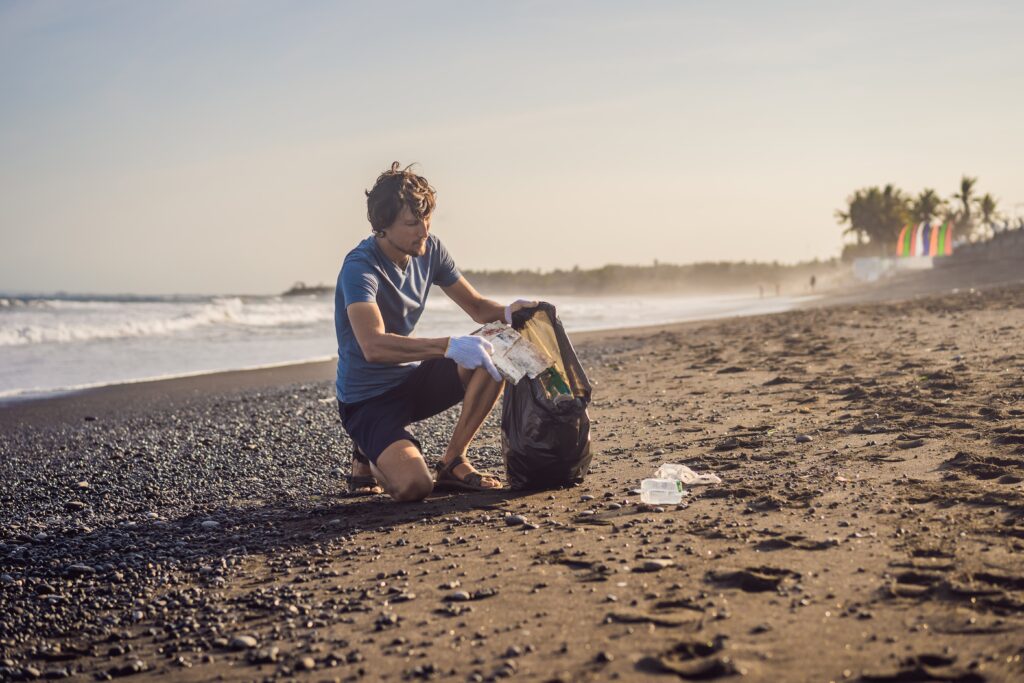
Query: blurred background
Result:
<box><xmin>1</xmin><ymin>0</ymin><xmax>1021</xmax><ymax>397</ymax></box>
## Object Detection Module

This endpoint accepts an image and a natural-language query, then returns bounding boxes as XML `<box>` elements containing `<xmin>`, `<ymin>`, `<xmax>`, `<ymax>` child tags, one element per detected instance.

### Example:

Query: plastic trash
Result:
<box><xmin>640</xmin><ymin>478</ymin><xmax>684</xmax><ymax>505</ymax></box>
<box><xmin>655</xmin><ymin>463</ymin><xmax>722</xmax><ymax>486</ymax></box>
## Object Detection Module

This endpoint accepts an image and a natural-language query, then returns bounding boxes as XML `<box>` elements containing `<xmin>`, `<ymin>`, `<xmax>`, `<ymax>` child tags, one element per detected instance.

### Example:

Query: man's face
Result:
<box><xmin>382</xmin><ymin>204</ymin><xmax>431</xmax><ymax>257</ymax></box>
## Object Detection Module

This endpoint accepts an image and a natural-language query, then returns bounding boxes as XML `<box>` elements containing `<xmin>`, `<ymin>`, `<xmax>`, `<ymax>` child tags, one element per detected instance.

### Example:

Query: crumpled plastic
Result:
<box><xmin>655</xmin><ymin>463</ymin><xmax>722</xmax><ymax>486</ymax></box>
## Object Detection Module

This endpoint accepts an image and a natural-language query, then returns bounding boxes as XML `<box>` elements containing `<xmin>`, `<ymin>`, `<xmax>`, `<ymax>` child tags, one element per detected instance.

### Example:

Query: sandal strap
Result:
<box><xmin>435</xmin><ymin>455</ymin><xmax>492</xmax><ymax>488</ymax></box>
<box><xmin>457</xmin><ymin>471</ymin><xmax>485</xmax><ymax>488</ymax></box>
<box><xmin>435</xmin><ymin>453</ymin><xmax>470</xmax><ymax>477</ymax></box>
<box><xmin>352</xmin><ymin>445</ymin><xmax>370</xmax><ymax>466</ymax></box>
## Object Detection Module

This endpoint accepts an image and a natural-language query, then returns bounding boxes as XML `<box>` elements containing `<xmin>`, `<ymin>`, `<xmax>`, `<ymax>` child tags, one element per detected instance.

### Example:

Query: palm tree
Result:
<box><xmin>974</xmin><ymin>193</ymin><xmax>1000</xmax><ymax>237</ymax></box>
<box><xmin>836</xmin><ymin>184</ymin><xmax>910</xmax><ymax>256</ymax></box>
<box><xmin>910</xmin><ymin>188</ymin><xmax>944</xmax><ymax>223</ymax></box>
<box><xmin>952</xmin><ymin>175</ymin><xmax>978</xmax><ymax>238</ymax></box>
<box><xmin>835</xmin><ymin>200</ymin><xmax>866</xmax><ymax>245</ymax></box>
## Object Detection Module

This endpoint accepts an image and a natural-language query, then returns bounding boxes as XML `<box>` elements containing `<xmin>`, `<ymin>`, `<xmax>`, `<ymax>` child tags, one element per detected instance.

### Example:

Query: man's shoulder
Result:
<box><xmin>424</xmin><ymin>234</ymin><xmax>455</xmax><ymax>263</ymax></box>
<box><xmin>342</xmin><ymin>237</ymin><xmax>379</xmax><ymax>270</ymax></box>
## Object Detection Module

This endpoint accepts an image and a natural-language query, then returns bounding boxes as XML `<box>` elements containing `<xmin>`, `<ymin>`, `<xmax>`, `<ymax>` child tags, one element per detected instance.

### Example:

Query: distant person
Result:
<box><xmin>334</xmin><ymin>162</ymin><xmax>537</xmax><ymax>501</ymax></box>
<box><xmin>810</xmin><ymin>275</ymin><xmax>816</xmax><ymax>291</ymax></box>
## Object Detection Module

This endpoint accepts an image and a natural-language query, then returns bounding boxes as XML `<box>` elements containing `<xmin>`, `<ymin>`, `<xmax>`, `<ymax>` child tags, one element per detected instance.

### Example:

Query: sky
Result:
<box><xmin>1</xmin><ymin>0</ymin><xmax>1022</xmax><ymax>295</ymax></box>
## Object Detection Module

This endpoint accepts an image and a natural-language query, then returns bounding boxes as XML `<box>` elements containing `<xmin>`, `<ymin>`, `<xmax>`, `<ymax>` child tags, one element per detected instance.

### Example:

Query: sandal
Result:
<box><xmin>348</xmin><ymin>445</ymin><xmax>382</xmax><ymax>495</ymax></box>
<box><xmin>347</xmin><ymin>473</ymin><xmax>383</xmax><ymax>496</ymax></box>
<box><xmin>434</xmin><ymin>454</ymin><xmax>501</xmax><ymax>492</ymax></box>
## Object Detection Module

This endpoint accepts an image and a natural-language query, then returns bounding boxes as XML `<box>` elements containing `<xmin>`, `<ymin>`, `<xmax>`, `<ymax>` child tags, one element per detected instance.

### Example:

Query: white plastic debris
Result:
<box><xmin>640</xmin><ymin>478</ymin><xmax>684</xmax><ymax>505</ymax></box>
<box><xmin>471</xmin><ymin>322</ymin><xmax>551</xmax><ymax>384</ymax></box>
<box><xmin>654</xmin><ymin>463</ymin><xmax>722</xmax><ymax>486</ymax></box>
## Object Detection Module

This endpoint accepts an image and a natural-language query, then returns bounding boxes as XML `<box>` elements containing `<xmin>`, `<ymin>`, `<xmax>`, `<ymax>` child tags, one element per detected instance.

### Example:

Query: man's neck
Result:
<box><xmin>375</xmin><ymin>235</ymin><xmax>411</xmax><ymax>269</ymax></box>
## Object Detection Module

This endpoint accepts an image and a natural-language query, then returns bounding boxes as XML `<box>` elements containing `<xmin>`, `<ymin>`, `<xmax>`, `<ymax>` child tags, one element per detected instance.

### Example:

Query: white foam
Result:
<box><xmin>0</xmin><ymin>296</ymin><xmax>333</xmax><ymax>346</ymax></box>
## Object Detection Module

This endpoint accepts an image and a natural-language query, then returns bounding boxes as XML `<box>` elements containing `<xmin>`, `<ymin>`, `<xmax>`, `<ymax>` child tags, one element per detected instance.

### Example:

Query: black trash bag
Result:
<box><xmin>501</xmin><ymin>302</ymin><xmax>593</xmax><ymax>490</ymax></box>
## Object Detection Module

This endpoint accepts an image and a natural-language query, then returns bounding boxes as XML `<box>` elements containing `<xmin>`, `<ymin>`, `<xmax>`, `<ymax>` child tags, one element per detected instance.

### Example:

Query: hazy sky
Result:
<box><xmin>1</xmin><ymin>1</ymin><xmax>1022</xmax><ymax>295</ymax></box>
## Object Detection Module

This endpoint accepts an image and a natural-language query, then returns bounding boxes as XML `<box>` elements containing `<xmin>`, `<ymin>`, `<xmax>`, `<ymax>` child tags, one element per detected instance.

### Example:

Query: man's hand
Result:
<box><xmin>504</xmin><ymin>299</ymin><xmax>540</xmax><ymax>325</ymax></box>
<box><xmin>445</xmin><ymin>336</ymin><xmax>502</xmax><ymax>381</ymax></box>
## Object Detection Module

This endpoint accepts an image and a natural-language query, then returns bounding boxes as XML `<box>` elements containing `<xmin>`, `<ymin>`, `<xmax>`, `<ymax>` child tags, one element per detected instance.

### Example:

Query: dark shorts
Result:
<box><xmin>337</xmin><ymin>358</ymin><xmax>466</xmax><ymax>464</ymax></box>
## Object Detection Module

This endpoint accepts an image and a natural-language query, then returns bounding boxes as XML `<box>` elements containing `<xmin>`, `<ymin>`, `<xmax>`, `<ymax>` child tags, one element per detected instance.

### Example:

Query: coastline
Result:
<box><xmin>0</xmin><ymin>296</ymin><xmax>814</xmax><ymax>422</ymax></box>
<box><xmin>4</xmin><ymin>255</ymin><xmax>1021</xmax><ymax>424</ymax></box>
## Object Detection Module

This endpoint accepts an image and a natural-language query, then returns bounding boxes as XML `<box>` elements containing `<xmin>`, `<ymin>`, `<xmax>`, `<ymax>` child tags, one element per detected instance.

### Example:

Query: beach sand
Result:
<box><xmin>2</xmin><ymin>279</ymin><xmax>1023</xmax><ymax>682</ymax></box>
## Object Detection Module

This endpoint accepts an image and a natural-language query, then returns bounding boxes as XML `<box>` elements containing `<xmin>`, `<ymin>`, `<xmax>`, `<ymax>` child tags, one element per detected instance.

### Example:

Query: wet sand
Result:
<box><xmin>2</xmin><ymin>280</ymin><xmax>1023</xmax><ymax>681</ymax></box>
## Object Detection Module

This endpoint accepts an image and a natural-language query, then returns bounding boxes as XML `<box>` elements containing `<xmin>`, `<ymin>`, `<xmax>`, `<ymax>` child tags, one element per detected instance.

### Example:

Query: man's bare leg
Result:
<box><xmin>369</xmin><ymin>439</ymin><xmax>434</xmax><ymax>502</ymax></box>
<box><xmin>441</xmin><ymin>366</ymin><xmax>504</xmax><ymax>488</ymax></box>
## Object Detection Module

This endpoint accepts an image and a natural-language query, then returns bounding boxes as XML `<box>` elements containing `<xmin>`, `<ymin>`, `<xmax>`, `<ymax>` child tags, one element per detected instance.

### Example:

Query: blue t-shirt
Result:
<box><xmin>334</xmin><ymin>234</ymin><xmax>462</xmax><ymax>403</ymax></box>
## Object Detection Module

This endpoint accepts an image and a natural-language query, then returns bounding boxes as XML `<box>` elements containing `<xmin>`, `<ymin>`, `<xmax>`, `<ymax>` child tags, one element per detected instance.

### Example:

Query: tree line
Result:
<box><xmin>285</xmin><ymin>259</ymin><xmax>838</xmax><ymax>297</ymax></box>
<box><xmin>836</xmin><ymin>176</ymin><xmax>1014</xmax><ymax>259</ymax></box>
<box><xmin>462</xmin><ymin>260</ymin><xmax>835</xmax><ymax>295</ymax></box>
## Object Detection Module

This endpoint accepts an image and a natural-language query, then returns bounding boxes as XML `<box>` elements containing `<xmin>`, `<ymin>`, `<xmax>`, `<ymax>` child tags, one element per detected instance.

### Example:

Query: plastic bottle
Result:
<box><xmin>539</xmin><ymin>367</ymin><xmax>572</xmax><ymax>400</ymax></box>
<box><xmin>640</xmin><ymin>478</ymin><xmax>684</xmax><ymax>505</ymax></box>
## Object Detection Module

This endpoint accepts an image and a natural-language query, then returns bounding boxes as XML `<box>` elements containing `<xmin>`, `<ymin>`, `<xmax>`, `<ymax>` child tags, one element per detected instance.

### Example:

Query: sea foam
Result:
<box><xmin>0</xmin><ymin>296</ymin><xmax>333</xmax><ymax>346</ymax></box>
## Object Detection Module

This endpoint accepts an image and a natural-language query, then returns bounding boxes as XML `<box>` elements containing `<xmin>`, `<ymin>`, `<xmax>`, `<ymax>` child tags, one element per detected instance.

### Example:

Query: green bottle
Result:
<box><xmin>539</xmin><ymin>367</ymin><xmax>571</xmax><ymax>399</ymax></box>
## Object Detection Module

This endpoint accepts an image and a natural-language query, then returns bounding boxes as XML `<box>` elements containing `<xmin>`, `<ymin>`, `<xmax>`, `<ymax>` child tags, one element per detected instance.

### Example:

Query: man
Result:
<box><xmin>335</xmin><ymin>162</ymin><xmax>535</xmax><ymax>502</ymax></box>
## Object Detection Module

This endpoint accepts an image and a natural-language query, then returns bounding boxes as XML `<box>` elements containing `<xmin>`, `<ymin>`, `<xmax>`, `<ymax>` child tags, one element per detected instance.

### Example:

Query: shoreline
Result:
<box><xmin>0</xmin><ymin>295</ymin><xmax>817</xmax><ymax>415</ymax></box>
<box><xmin>4</xmin><ymin>254</ymin><xmax>1020</xmax><ymax>419</ymax></box>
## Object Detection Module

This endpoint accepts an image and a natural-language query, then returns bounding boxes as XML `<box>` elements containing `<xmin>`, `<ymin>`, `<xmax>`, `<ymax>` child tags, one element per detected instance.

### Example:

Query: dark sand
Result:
<box><xmin>2</xmin><ymin>274</ymin><xmax>1023</xmax><ymax>682</ymax></box>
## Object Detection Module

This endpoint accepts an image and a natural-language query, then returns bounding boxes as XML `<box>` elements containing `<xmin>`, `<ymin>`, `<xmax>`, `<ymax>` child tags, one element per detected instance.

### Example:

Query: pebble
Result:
<box><xmin>374</xmin><ymin>613</ymin><xmax>399</xmax><ymax>630</ymax></box>
<box><xmin>200</xmin><ymin>520</ymin><xmax>220</xmax><ymax>530</ymax></box>
<box><xmin>505</xmin><ymin>514</ymin><xmax>527</xmax><ymax>527</ymax></box>
<box><xmin>230</xmin><ymin>635</ymin><xmax>258</xmax><ymax>650</ymax></box>
<box><xmin>297</xmin><ymin>656</ymin><xmax>316</xmax><ymax>671</ymax></box>
<box><xmin>109</xmin><ymin>659</ymin><xmax>147</xmax><ymax>676</ymax></box>
<box><xmin>65</xmin><ymin>563</ymin><xmax>96</xmax><ymax>576</ymax></box>
<box><xmin>249</xmin><ymin>646</ymin><xmax>280</xmax><ymax>664</ymax></box>
<box><xmin>795</xmin><ymin>434</ymin><xmax>813</xmax><ymax>443</ymax></box>
<box><xmin>635</xmin><ymin>559</ymin><xmax>674</xmax><ymax>572</ymax></box>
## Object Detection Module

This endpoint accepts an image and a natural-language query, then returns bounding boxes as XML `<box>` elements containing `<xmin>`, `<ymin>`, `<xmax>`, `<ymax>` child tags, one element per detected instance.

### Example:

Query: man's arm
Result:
<box><xmin>441</xmin><ymin>277</ymin><xmax>508</xmax><ymax>325</ymax></box>
<box><xmin>347</xmin><ymin>302</ymin><xmax>449</xmax><ymax>364</ymax></box>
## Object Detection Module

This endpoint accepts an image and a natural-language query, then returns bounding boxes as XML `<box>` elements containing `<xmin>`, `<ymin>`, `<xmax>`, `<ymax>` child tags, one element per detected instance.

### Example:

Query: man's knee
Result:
<box><xmin>391</xmin><ymin>474</ymin><xmax>433</xmax><ymax>502</ymax></box>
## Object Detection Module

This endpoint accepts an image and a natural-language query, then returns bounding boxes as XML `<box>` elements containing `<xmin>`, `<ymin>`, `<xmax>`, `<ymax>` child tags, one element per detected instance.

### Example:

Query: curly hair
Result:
<box><xmin>365</xmin><ymin>162</ymin><xmax>437</xmax><ymax>233</ymax></box>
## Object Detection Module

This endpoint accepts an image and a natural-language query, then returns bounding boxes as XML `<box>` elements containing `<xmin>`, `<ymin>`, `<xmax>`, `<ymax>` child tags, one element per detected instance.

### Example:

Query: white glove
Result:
<box><xmin>445</xmin><ymin>336</ymin><xmax>502</xmax><ymax>381</ymax></box>
<box><xmin>504</xmin><ymin>299</ymin><xmax>539</xmax><ymax>325</ymax></box>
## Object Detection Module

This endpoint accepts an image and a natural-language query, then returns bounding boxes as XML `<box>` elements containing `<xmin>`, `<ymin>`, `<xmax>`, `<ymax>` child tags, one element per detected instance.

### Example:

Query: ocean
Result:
<box><xmin>0</xmin><ymin>290</ymin><xmax>806</xmax><ymax>400</ymax></box>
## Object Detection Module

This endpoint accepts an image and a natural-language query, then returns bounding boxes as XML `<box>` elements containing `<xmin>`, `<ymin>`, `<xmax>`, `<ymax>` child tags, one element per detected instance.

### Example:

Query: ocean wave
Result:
<box><xmin>0</xmin><ymin>297</ymin><xmax>333</xmax><ymax>346</ymax></box>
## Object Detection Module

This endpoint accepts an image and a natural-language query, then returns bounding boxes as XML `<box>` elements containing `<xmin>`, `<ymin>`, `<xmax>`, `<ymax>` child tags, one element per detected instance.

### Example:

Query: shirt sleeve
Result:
<box><xmin>340</xmin><ymin>256</ymin><xmax>379</xmax><ymax>305</ymax></box>
<box><xmin>432</xmin><ymin>236</ymin><xmax>462</xmax><ymax>287</ymax></box>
